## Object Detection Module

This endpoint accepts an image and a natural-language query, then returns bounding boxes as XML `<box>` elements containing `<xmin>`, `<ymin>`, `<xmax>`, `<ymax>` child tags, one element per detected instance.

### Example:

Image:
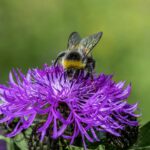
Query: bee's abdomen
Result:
<box><xmin>62</xmin><ymin>60</ymin><xmax>85</xmax><ymax>69</ymax></box>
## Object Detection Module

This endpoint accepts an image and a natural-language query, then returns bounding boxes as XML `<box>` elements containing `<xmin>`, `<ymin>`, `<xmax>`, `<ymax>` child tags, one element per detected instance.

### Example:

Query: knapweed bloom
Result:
<box><xmin>0</xmin><ymin>65</ymin><xmax>139</xmax><ymax>149</ymax></box>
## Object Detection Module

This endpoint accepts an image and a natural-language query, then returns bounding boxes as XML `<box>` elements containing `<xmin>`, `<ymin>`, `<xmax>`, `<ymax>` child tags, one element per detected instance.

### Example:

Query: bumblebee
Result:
<box><xmin>54</xmin><ymin>31</ymin><xmax>103</xmax><ymax>77</ymax></box>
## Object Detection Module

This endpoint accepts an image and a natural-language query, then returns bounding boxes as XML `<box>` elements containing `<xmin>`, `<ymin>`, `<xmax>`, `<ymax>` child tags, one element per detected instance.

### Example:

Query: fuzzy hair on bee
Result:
<box><xmin>54</xmin><ymin>31</ymin><xmax>103</xmax><ymax>78</ymax></box>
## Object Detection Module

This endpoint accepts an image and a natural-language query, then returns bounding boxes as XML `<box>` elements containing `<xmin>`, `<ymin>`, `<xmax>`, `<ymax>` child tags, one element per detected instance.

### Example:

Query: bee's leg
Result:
<box><xmin>73</xmin><ymin>69</ymin><xmax>80</xmax><ymax>79</ymax></box>
<box><xmin>86</xmin><ymin>66</ymin><xmax>94</xmax><ymax>80</ymax></box>
<box><xmin>54</xmin><ymin>51</ymin><xmax>66</xmax><ymax>66</ymax></box>
<box><xmin>66</xmin><ymin>69</ymin><xmax>73</xmax><ymax>78</ymax></box>
<box><xmin>71</xmin><ymin>69</ymin><xmax>76</xmax><ymax>79</ymax></box>
<box><xmin>85</xmin><ymin>59</ymin><xmax>95</xmax><ymax>80</ymax></box>
<box><xmin>69</xmin><ymin>69</ymin><xmax>78</xmax><ymax>80</ymax></box>
<box><xmin>66</xmin><ymin>69</ymin><xmax>80</xmax><ymax>80</ymax></box>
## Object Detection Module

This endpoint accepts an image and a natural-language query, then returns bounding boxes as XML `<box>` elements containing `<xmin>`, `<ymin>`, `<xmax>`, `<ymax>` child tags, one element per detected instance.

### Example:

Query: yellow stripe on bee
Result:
<box><xmin>62</xmin><ymin>60</ymin><xmax>85</xmax><ymax>69</ymax></box>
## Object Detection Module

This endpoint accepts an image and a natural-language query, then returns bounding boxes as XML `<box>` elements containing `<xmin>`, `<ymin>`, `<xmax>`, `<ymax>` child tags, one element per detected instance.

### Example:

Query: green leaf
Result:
<box><xmin>0</xmin><ymin>135</ymin><xmax>16</xmax><ymax>150</ymax></box>
<box><xmin>0</xmin><ymin>135</ymin><xmax>11</xmax><ymax>149</ymax></box>
<box><xmin>0</xmin><ymin>135</ymin><xmax>9</xmax><ymax>141</ymax></box>
<box><xmin>13</xmin><ymin>133</ymin><xmax>28</xmax><ymax>150</ymax></box>
<box><xmin>130</xmin><ymin>121</ymin><xmax>150</xmax><ymax>150</ymax></box>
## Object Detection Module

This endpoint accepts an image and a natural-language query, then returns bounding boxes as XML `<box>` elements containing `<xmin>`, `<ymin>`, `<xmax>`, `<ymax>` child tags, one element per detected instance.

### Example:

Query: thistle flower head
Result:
<box><xmin>0</xmin><ymin>64</ymin><xmax>139</xmax><ymax>149</ymax></box>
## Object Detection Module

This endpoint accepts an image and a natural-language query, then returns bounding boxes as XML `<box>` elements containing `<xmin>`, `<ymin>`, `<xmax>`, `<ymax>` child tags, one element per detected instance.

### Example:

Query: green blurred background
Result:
<box><xmin>0</xmin><ymin>0</ymin><xmax>149</xmax><ymax>125</ymax></box>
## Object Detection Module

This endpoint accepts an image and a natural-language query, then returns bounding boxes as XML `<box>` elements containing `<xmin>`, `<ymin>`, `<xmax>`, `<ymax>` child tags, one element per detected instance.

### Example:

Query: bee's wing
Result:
<box><xmin>67</xmin><ymin>32</ymin><xmax>81</xmax><ymax>50</ymax></box>
<box><xmin>79</xmin><ymin>32</ymin><xmax>103</xmax><ymax>56</ymax></box>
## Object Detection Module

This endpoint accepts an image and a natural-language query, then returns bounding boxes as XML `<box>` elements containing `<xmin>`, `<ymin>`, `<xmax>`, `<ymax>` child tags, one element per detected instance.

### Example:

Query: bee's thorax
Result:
<box><xmin>65</xmin><ymin>51</ymin><xmax>82</xmax><ymax>61</ymax></box>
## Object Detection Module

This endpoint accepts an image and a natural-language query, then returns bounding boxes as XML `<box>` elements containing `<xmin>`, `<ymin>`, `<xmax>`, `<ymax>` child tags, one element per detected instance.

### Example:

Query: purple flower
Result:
<box><xmin>0</xmin><ymin>65</ymin><xmax>139</xmax><ymax>149</ymax></box>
